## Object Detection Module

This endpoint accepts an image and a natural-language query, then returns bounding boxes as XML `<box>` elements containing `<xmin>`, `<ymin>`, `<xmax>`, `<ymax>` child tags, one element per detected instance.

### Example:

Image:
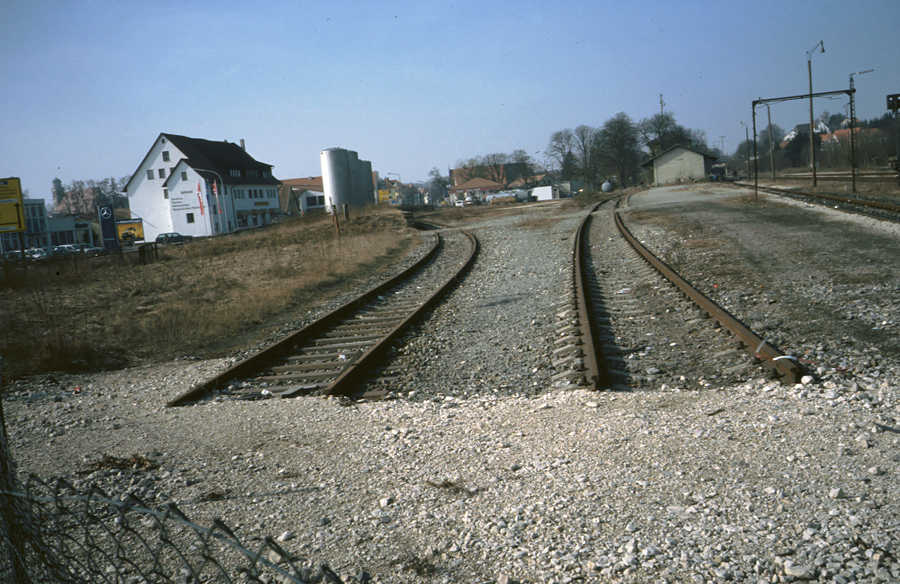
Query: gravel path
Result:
<box><xmin>5</xmin><ymin>194</ymin><xmax>900</xmax><ymax>584</ymax></box>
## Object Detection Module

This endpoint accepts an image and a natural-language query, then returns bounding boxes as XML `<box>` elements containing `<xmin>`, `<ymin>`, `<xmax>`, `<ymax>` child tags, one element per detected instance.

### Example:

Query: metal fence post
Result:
<box><xmin>0</xmin><ymin>361</ymin><xmax>30</xmax><ymax>584</ymax></box>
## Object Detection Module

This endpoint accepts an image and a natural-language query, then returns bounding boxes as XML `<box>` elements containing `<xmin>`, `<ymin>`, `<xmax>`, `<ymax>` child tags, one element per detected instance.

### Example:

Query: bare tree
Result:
<box><xmin>546</xmin><ymin>129</ymin><xmax>575</xmax><ymax>173</ymax></box>
<box><xmin>481</xmin><ymin>153</ymin><xmax>509</xmax><ymax>183</ymax></box>
<box><xmin>573</xmin><ymin>125</ymin><xmax>598</xmax><ymax>189</ymax></box>
<box><xmin>510</xmin><ymin>149</ymin><xmax>537</xmax><ymax>185</ymax></box>
<box><xmin>638</xmin><ymin>112</ymin><xmax>676</xmax><ymax>156</ymax></box>
<box><xmin>595</xmin><ymin>112</ymin><xmax>641</xmax><ymax>188</ymax></box>
<box><xmin>452</xmin><ymin>157</ymin><xmax>485</xmax><ymax>185</ymax></box>
<box><xmin>65</xmin><ymin>180</ymin><xmax>88</xmax><ymax>213</ymax></box>
<box><xmin>427</xmin><ymin>167</ymin><xmax>449</xmax><ymax>202</ymax></box>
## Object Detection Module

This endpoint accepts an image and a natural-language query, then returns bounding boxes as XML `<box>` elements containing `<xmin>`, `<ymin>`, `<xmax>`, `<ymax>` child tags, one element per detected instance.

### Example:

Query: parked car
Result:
<box><xmin>77</xmin><ymin>244</ymin><xmax>108</xmax><ymax>255</ymax></box>
<box><xmin>155</xmin><ymin>232</ymin><xmax>194</xmax><ymax>244</ymax></box>
<box><xmin>25</xmin><ymin>248</ymin><xmax>49</xmax><ymax>260</ymax></box>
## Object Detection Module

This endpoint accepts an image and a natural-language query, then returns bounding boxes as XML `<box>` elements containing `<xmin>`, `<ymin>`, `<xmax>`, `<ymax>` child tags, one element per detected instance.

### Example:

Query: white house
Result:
<box><xmin>125</xmin><ymin>134</ymin><xmax>281</xmax><ymax>241</ymax></box>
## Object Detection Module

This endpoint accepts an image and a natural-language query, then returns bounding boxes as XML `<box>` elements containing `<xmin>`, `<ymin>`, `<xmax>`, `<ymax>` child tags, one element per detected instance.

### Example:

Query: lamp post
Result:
<box><xmin>194</xmin><ymin>168</ymin><xmax>228</xmax><ymax>234</ymax></box>
<box><xmin>718</xmin><ymin>136</ymin><xmax>726</xmax><ymax>174</ymax></box>
<box><xmin>849</xmin><ymin>69</ymin><xmax>874</xmax><ymax>193</ymax></box>
<box><xmin>807</xmin><ymin>40</ymin><xmax>825</xmax><ymax>187</ymax></box>
<box><xmin>740</xmin><ymin>122</ymin><xmax>750</xmax><ymax>179</ymax></box>
<box><xmin>767</xmin><ymin>105</ymin><xmax>776</xmax><ymax>180</ymax></box>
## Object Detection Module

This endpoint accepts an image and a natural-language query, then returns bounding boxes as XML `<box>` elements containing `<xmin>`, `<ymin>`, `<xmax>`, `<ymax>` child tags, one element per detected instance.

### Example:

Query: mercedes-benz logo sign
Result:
<box><xmin>100</xmin><ymin>208</ymin><xmax>112</xmax><ymax>219</ymax></box>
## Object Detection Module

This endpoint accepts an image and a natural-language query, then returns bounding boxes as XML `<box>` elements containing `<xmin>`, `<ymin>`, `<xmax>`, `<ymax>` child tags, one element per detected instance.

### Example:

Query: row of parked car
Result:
<box><xmin>5</xmin><ymin>243</ymin><xmax>109</xmax><ymax>262</ymax></box>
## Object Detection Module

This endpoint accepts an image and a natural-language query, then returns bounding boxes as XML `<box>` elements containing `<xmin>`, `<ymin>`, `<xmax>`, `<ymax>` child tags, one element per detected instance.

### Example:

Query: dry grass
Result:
<box><xmin>0</xmin><ymin>207</ymin><xmax>415</xmax><ymax>380</ymax></box>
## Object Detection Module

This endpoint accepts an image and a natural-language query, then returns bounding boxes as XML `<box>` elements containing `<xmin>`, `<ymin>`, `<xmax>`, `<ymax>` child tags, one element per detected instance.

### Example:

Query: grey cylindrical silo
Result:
<box><xmin>346</xmin><ymin>150</ymin><xmax>361</xmax><ymax>206</ymax></box>
<box><xmin>360</xmin><ymin>159</ymin><xmax>374</xmax><ymax>204</ymax></box>
<box><xmin>321</xmin><ymin>148</ymin><xmax>352</xmax><ymax>212</ymax></box>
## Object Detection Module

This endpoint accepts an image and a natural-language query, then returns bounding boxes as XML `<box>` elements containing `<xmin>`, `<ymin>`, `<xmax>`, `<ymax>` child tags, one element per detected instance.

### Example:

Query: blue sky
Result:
<box><xmin>2</xmin><ymin>0</ymin><xmax>896</xmax><ymax>199</ymax></box>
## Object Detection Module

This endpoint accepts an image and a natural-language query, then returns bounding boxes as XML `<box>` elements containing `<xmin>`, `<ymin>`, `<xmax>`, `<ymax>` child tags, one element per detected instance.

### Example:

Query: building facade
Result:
<box><xmin>125</xmin><ymin>134</ymin><xmax>280</xmax><ymax>241</ymax></box>
<box><xmin>1</xmin><ymin>199</ymin><xmax>49</xmax><ymax>254</ymax></box>
<box><xmin>641</xmin><ymin>145</ymin><xmax>717</xmax><ymax>186</ymax></box>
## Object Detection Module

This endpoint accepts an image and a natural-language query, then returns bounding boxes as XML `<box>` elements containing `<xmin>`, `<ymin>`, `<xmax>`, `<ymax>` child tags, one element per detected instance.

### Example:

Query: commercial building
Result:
<box><xmin>1</xmin><ymin>199</ymin><xmax>49</xmax><ymax>254</ymax></box>
<box><xmin>125</xmin><ymin>134</ymin><xmax>280</xmax><ymax>242</ymax></box>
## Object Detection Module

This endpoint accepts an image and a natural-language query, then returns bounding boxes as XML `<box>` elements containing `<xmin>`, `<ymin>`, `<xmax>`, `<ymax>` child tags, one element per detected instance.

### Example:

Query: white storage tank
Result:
<box><xmin>321</xmin><ymin>148</ymin><xmax>352</xmax><ymax>212</ymax></box>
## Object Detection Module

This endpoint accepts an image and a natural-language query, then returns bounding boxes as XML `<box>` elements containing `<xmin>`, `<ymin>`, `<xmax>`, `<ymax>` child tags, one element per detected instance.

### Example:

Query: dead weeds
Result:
<box><xmin>0</xmin><ymin>208</ymin><xmax>415</xmax><ymax>381</ymax></box>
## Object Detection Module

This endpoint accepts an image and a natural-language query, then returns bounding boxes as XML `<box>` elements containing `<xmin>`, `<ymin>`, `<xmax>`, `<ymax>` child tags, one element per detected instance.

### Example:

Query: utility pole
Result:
<box><xmin>740</xmin><ymin>122</ymin><xmax>750</xmax><ymax>179</ymax></box>
<box><xmin>849</xmin><ymin>69</ymin><xmax>873</xmax><ymax>193</ymax></box>
<box><xmin>767</xmin><ymin>105</ymin><xmax>776</xmax><ymax>180</ymax></box>
<box><xmin>807</xmin><ymin>40</ymin><xmax>825</xmax><ymax>188</ymax></box>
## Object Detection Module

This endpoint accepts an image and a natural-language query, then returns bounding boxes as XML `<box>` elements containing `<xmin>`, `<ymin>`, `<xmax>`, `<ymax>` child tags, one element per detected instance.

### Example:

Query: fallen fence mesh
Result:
<box><xmin>0</xmin><ymin>475</ymin><xmax>345</xmax><ymax>584</ymax></box>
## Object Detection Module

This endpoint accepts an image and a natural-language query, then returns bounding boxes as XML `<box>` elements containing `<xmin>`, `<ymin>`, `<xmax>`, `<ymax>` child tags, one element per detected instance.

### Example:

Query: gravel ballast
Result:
<box><xmin>5</xmin><ymin>192</ymin><xmax>900</xmax><ymax>584</ymax></box>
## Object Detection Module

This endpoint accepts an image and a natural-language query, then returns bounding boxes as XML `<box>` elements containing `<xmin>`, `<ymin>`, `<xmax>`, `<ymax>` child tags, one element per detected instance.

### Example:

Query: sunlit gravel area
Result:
<box><xmin>5</xmin><ymin>193</ymin><xmax>900</xmax><ymax>584</ymax></box>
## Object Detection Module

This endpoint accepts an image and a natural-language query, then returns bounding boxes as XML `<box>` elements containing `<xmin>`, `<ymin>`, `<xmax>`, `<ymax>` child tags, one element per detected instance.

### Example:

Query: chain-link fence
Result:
<box><xmin>0</xmin><ymin>379</ymin><xmax>345</xmax><ymax>584</ymax></box>
<box><xmin>0</xmin><ymin>474</ymin><xmax>348</xmax><ymax>584</ymax></box>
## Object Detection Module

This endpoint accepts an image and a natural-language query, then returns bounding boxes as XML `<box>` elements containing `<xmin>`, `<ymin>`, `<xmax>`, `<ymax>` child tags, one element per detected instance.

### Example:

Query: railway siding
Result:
<box><xmin>5</xmin><ymin>196</ymin><xmax>900</xmax><ymax>584</ymax></box>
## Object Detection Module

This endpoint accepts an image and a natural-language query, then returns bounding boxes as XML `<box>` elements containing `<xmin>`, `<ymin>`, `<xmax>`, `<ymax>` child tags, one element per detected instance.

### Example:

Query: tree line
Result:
<box><xmin>729</xmin><ymin>109</ymin><xmax>898</xmax><ymax>175</ymax></box>
<box><xmin>52</xmin><ymin>176</ymin><xmax>130</xmax><ymax>214</ymax></box>
<box><xmin>545</xmin><ymin>112</ymin><xmax>718</xmax><ymax>190</ymax></box>
<box><xmin>437</xmin><ymin>110</ymin><xmax>720</xmax><ymax>194</ymax></box>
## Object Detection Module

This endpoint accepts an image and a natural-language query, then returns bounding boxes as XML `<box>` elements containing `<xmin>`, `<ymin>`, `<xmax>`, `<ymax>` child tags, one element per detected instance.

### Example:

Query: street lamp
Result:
<box><xmin>194</xmin><ymin>168</ymin><xmax>228</xmax><ymax>234</ymax></box>
<box><xmin>849</xmin><ymin>68</ymin><xmax>874</xmax><ymax>193</ymax></box>
<box><xmin>807</xmin><ymin>40</ymin><xmax>825</xmax><ymax>187</ymax></box>
<box><xmin>740</xmin><ymin>122</ymin><xmax>751</xmax><ymax>179</ymax></box>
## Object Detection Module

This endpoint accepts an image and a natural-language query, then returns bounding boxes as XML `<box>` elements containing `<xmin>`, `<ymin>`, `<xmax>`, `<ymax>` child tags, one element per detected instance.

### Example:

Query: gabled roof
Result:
<box><xmin>449</xmin><ymin>177</ymin><xmax>506</xmax><ymax>192</ymax></box>
<box><xmin>281</xmin><ymin>176</ymin><xmax>325</xmax><ymax>190</ymax></box>
<box><xmin>164</xmin><ymin>133</ymin><xmax>278</xmax><ymax>184</ymax></box>
<box><xmin>640</xmin><ymin>145</ymin><xmax>718</xmax><ymax>167</ymax></box>
<box><xmin>125</xmin><ymin>133</ymin><xmax>279</xmax><ymax>192</ymax></box>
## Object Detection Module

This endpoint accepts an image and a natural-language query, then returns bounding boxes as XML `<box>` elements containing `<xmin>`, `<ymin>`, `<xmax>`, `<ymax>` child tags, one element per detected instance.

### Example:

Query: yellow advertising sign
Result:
<box><xmin>117</xmin><ymin>219</ymin><xmax>145</xmax><ymax>242</ymax></box>
<box><xmin>0</xmin><ymin>177</ymin><xmax>25</xmax><ymax>233</ymax></box>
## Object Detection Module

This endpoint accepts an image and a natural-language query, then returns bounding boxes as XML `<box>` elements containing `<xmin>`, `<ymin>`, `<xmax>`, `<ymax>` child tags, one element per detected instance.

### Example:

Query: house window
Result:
<box><xmin>247</xmin><ymin>170</ymin><xmax>259</xmax><ymax>178</ymax></box>
<box><xmin>181</xmin><ymin>171</ymin><xmax>188</xmax><ymax>181</ymax></box>
<box><xmin>230</xmin><ymin>169</ymin><xmax>241</xmax><ymax>178</ymax></box>
<box><xmin>147</xmin><ymin>169</ymin><xmax>154</xmax><ymax>180</ymax></box>
<box><xmin>164</xmin><ymin>188</ymin><xmax>169</xmax><ymax>199</ymax></box>
<box><xmin>158</xmin><ymin>168</ymin><xmax>165</xmax><ymax>179</ymax></box>
<box><xmin>186</xmin><ymin>213</ymin><xmax>195</xmax><ymax>224</ymax></box>
<box><xmin>162</xmin><ymin>151</ymin><xmax>170</xmax><ymax>162</ymax></box>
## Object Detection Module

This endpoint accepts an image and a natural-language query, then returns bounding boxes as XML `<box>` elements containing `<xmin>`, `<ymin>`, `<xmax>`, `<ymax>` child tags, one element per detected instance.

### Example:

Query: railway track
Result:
<box><xmin>737</xmin><ymin>181</ymin><xmax>900</xmax><ymax>223</ymax></box>
<box><xmin>569</xmin><ymin>197</ymin><xmax>802</xmax><ymax>390</ymax></box>
<box><xmin>167</xmin><ymin>225</ymin><xmax>478</xmax><ymax>406</ymax></box>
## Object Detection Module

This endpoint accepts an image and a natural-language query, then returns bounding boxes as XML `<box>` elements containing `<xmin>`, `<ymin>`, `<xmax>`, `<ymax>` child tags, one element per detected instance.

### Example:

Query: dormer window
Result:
<box><xmin>230</xmin><ymin>169</ymin><xmax>241</xmax><ymax>178</ymax></box>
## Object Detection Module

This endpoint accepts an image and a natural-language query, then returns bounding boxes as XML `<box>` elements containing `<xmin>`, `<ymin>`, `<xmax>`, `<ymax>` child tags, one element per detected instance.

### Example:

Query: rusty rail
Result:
<box><xmin>612</xmin><ymin>208</ymin><xmax>802</xmax><ymax>384</ymax></box>
<box><xmin>326</xmin><ymin>228</ymin><xmax>478</xmax><ymax>397</ymax></box>
<box><xmin>573</xmin><ymin>204</ymin><xmax>603</xmax><ymax>390</ymax></box>
<box><xmin>167</xmin><ymin>227</ymin><xmax>478</xmax><ymax>405</ymax></box>
<box><xmin>167</xmin><ymin>232</ymin><xmax>441</xmax><ymax>406</ymax></box>
<box><xmin>738</xmin><ymin>182</ymin><xmax>900</xmax><ymax>214</ymax></box>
